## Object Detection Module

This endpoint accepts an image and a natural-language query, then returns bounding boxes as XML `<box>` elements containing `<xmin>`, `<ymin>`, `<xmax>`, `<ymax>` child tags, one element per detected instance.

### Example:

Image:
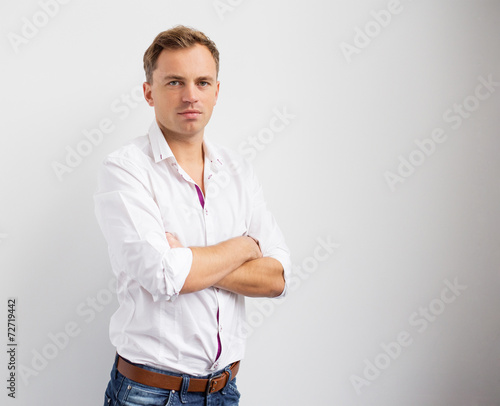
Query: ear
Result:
<box><xmin>143</xmin><ymin>82</ymin><xmax>154</xmax><ymax>106</ymax></box>
<box><xmin>214</xmin><ymin>81</ymin><xmax>220</xmax><ymax>105</ymax></box>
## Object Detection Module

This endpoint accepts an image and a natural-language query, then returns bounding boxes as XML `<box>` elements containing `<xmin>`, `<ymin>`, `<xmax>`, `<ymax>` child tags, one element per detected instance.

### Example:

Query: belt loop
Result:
<box><xmin>221</xmin><ymin>364</ymin><xmax>233</xmax><ymax>395</ymax></box>
<box><xmin>113</xmin><ymin>353</ymin><xmax>119</xmax><ymax>379</ymax></box>
<box><xmin>179</xmin><ymin>375</ymin><xmax>190</xmax><ymax>404</ymax></box>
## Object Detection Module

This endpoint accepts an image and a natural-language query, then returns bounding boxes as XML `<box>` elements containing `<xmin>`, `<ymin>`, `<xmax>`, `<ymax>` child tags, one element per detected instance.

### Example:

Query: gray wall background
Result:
<box><xmin>1</xmin><ymin>0</ymin><xmax>499</xmax><ymax>405</ymax></box>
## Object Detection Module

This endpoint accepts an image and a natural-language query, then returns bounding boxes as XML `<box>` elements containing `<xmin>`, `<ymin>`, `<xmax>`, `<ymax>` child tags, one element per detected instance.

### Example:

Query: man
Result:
<box><xmin>94</xmin><ymin>25</ymin><xmax>291</xmax><ymax>405</ymax></box>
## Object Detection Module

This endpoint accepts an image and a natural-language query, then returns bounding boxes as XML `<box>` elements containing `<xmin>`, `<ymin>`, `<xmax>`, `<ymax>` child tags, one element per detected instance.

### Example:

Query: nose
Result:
<box><xmin>182</xmin><ymin>83</ymin><xmax>199</xmax><ymax>104</ymax></box>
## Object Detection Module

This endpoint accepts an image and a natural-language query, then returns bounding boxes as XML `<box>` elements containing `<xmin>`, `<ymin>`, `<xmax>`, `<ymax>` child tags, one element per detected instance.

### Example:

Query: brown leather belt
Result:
<box><xmin>116</xmin><ymin>355</ymin><xmax>240</xmax><ymax>394</ymax></box>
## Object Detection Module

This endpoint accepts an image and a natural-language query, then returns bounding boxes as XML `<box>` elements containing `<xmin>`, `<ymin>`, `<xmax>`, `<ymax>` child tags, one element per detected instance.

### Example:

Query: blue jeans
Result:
<box><xmin>104</xmin><ymin>354</ymin><xmax>241</xmax><ymax>406</ymax></box>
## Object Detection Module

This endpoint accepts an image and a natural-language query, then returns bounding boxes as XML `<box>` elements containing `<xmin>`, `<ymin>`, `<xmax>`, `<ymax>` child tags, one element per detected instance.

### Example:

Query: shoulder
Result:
<box><xmin>103</xmin><ymin>135</ymin><xmax>153</xmax><ymax>168</ymax></box>
<box><xmin>97</xmin><ymin>135</ymin><xmax>156</xmax><ymax>187</ymax></box>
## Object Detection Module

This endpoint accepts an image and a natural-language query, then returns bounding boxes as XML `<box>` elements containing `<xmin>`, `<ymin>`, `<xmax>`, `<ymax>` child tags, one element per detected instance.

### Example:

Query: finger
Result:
<box><xmin>249</xmin><ymin>236</ymin><xmax>260</xmax><ymax>248</ymax></box>
<box><xmin>165</xmin><ymin>232</ymin><xmax>184</xmax><ymax>248</ymax></box>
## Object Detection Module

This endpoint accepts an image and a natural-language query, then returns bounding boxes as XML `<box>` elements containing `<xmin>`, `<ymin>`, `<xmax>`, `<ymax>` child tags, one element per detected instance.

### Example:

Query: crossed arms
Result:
<box><xmin>166</xmin><ymin>233</ymin><xmax>285</xmax><ymax>298</ymax></box>
<box><xmin>94</xmin><ymin>155</ymin><xmax>290</xmax><ymax>302</ymax></box>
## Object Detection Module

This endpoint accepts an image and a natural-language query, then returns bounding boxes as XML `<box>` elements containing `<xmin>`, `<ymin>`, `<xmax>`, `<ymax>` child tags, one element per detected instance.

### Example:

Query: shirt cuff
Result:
<box><xmin>268</xmin><ymin>251</ymin><xmax>291</xmax><ymax>299</ymax></box>
<box><xmin>161</xmin><ymin>247</ymin><xmax>193</xmax><ymax>301</ymax></box>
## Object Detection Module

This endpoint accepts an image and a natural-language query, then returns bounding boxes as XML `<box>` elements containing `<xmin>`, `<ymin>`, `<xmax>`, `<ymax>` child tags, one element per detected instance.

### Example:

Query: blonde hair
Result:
<box><xmin>143</xmin><ymin>25</ymin><xmax>220</xmax><ymax>83</ymax></box>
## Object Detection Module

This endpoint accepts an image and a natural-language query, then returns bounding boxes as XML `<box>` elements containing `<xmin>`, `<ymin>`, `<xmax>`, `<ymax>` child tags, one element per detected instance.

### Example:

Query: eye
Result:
<box><xmin>168</xmin><ymin>81</ymin><xmax>180</xmax><ymax>86</ymax></box>
<box><xmin>199</xmin><ymin>81</ymin><xmax>210</xmax><ymax>87</ymax></box>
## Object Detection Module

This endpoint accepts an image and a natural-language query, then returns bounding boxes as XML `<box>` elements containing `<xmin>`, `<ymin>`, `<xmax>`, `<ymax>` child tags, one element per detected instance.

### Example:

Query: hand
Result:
<box><xmin>245</xmin><ymin>235</ymin><xmax>263</xmax><ymax>260</ymax></box>
<box><xmin>166</xmin><ymin>232</ymin><xmax>261</xmax><ymax>260</ymax></box>
<box><xmin>166</xmin><ymin>232</ymin><xmax>184</xmax><ymax>248</ymax></box>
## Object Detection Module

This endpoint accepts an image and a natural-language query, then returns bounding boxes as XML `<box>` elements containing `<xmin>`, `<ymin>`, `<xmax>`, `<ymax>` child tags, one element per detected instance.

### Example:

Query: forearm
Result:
<box><xmin>214</xmin><ymin>257</ymin><xmax>285</xmax><ymax>298</ymax></box>
<box><xmin>180</xmin><ymin>236</ymin><xmax>261</xmax><ymax>294</ymax></box>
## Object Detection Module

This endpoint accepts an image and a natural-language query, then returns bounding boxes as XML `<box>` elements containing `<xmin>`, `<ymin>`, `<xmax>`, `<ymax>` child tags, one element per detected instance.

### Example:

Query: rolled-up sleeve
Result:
<box><xmin>94</xmin><ymin>157</ymin><xmax>192</xmax><ymax>302</ymax></box>
<box><xmin>245</xmin><ymin>164</ymin><xmax>292</xmax><ymax>298</ymax></box>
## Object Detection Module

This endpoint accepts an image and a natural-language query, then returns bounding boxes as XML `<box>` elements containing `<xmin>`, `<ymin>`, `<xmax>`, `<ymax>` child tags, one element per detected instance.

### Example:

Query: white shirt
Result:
<box><xmin>94</xmin><ymin>121</ymin><xmax>291</xmax><ymax>375</ymax></box>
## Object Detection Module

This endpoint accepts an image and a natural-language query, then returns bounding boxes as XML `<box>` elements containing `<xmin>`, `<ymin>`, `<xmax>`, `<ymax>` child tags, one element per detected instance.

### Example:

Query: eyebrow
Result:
<box><xmin>160</xmin><ymin>74</ymin><xmax>216</xmax><ymax>83</ymax></box>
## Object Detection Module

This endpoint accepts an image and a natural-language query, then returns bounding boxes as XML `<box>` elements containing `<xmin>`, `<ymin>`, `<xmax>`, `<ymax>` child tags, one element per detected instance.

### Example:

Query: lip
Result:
<box><xmin>178</xmin><ymin>110</ymin><xmax>202</xmax><ymax>119</ymax></box>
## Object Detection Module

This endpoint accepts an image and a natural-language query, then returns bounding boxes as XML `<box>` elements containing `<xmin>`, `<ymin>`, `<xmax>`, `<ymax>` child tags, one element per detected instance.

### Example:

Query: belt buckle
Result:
<box><xmin>206</xmin><ymin>376</ymin><xmax>218</xmax><ymax>395</ymax></box>
<box><xmin>205</xmin><ymin>371</ymin><xmax>226</xmax><ymax>395</ymax></box>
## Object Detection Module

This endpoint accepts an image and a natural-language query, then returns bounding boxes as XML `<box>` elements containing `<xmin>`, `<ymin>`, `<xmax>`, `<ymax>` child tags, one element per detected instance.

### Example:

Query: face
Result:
<box><xmin>143</xmin><ymin>44</ymin><xmax>219</xmax><ymax>142</ymax></box>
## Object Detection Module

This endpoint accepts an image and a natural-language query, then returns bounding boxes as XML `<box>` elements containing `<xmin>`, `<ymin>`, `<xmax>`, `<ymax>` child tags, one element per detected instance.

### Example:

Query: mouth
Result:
<box><xmin>178</xmin><ymin>110</ymin><xmax>202</xmax><ymax>119</ymax></box>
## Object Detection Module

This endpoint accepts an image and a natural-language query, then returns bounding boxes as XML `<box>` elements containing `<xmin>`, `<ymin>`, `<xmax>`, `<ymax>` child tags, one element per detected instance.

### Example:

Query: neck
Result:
<box><xmin>158</xmin><ymin>123</ymin><xmax>204</xmax><ymax>167</ymax></box>
<box><xmin>167</xmin><ymin>137</ymin><xmax>204</xmax><ymax>167</ymax></box>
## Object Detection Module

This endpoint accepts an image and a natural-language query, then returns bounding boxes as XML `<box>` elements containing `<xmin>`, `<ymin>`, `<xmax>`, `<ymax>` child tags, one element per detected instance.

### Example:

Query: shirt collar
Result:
<box><xmin>148</xmin><ymin>120</ymin><xmax>175</xmax><ymax>163</ymax></box>
<box><xmin>148</xmin><ymin>120</ymin><xmax>224</xmax><ymax>173</ymax></box>
<box><xmin>202</xmin><ymin>138</ymin><xmax>224</xmax><ymax>174</ymax></box>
